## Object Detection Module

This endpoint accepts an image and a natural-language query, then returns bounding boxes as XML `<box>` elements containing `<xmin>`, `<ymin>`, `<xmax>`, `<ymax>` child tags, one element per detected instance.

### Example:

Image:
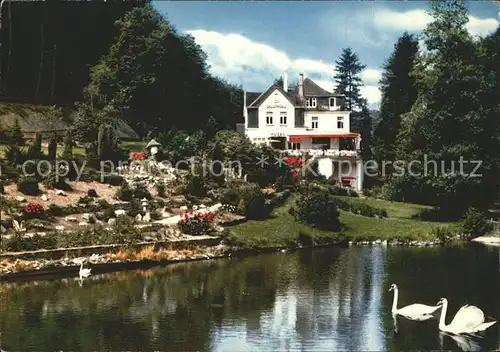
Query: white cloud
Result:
<box><xmin>186</xmin><ymin>29</ymin><xmax>382</xmax><ymax>106</ymax></box>
<box><xmin>373</xmin><ymin>9</ymin><xmax>432</xmax><ymax>32</ymax></box>
<box><xmin>372</xmin><ymin>8</ymin><xmax>499</xmax><ymax>37</ymax></box>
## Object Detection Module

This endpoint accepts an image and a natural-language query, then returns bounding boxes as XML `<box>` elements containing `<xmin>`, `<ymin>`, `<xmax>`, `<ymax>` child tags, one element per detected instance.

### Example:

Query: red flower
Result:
<box><xmin>291</xmin><ymin>170</ymin><xmax>298</xmax><ymax>177</ymax></box>
<box><xmin>132</xmin><ymin>152</ymin><xmax>147</xmax><ymax>160</ymax></box>
<box><xmin>25</xmin><ymin>202</ymin><xmax>44</xmax><ymax>214</ymax></box>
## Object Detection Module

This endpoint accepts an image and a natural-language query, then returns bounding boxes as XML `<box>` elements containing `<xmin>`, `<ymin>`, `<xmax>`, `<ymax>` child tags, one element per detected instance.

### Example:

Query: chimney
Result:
<box><xmin>283</xmin><ymin>72</ymin><xmax>288</xmax><ymax>92</ymax></box>
<box><xmin>298</xmin><ymin>73</ymin><xmax>304</xmax><ymax>97</ymax></box>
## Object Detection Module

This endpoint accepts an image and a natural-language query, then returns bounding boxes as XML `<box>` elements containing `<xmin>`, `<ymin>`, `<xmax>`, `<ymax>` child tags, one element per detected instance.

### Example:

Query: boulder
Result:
<box><xmin>41</xmin><ymin>194</ymin><xmax>49</xmax><ymax>201</ymax></box>
<box><xmin>65</xmin><ymin>216</ymin><xmax>78</xmax><ymax>222</ymax></box>
<box><xmin>15</xmin><ymin>196</ymin><xmax>26</xmax><ymax>202</ymax></box>
<box><xmin>114</xmin><ymin>209</ymin><xmax>126</xmax><ymax>216</ymax></box>
<box><xmin>55</xmin><ymin>225</ymin><xmax>65</xmax><ymax>231</ymax></box>
<box><xmin>108</xmin><ymin>218</ymin><xmax>116</xmax><ymax>225</ymax></box>
<box><xmin>56</xmin><ymin>190</ymin><xmax>66</xmax><ymax>196</ymax></box>
<box><xmin>78</xmin><ymin>221</ymin><xmax>88</xmax><ymax>227</ymax></box>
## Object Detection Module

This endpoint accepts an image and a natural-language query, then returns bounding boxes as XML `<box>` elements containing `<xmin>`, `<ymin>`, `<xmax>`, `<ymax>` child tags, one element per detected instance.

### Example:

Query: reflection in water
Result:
<box><xmin>439</xmin><ymin>332</ymin><xmax>482</xmax><ymax>351</ymax></box>
<box><xmin>0</xmin><ymin>246</ymin><xmax>498</xmax><ymax>351</ymax></box>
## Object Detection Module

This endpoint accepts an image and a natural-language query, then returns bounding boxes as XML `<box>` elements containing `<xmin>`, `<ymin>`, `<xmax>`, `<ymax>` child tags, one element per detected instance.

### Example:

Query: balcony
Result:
<box><xmin>283</xmin><ymin>149</ymin><xmax>359</xmax><ymax>158</ymax></box>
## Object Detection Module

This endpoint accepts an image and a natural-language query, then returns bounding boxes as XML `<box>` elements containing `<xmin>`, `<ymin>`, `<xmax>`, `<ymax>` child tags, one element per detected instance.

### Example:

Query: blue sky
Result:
<box><xmin>152</xmin><ymin>1</ymin><xmax>499</xmax><ymax>108</ymax></box>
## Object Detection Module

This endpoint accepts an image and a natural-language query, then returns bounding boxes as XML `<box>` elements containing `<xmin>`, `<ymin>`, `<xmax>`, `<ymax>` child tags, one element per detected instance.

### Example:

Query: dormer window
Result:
<box><xmin>329</xmin><ymin>98</ymin><xmax>336</xmax><ymax>107</ymax></box>
<box><xmin>306</xmin><ymin>98</ymin><xmax>317</xmax><ymax>108</ymax></box>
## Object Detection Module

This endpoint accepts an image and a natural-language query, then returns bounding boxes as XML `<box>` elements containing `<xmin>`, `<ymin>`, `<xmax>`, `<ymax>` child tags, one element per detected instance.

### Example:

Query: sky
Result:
<box><xmin>152</xmin><ymin>1</ymin><xmax>499</xmax><ymax>109</ymax></box>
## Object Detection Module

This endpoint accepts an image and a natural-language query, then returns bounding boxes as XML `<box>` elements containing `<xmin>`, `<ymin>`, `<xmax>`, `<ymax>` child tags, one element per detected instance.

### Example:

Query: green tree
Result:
<box><xmin>393</xmin><ymin>0</ymin><xmax>496</xmax><ymax>215</ymax></box>
<box><xmin>373</xmin><ymin>32</ymin><xmax>419</xmax><ymax>166</ymax></box>
<box><xmin>9</xmin><ymin>118</ymin><xmax>24</xmax><ymax>146</ymax></box>
<box><xmin>61</xmin><ymin>130</ymin><xmax>73</xmax><ymax>160</ymax></box>
<box><xmin>333</xmin><ymin>48</ymin><xmax>366</xmax><ymax>112</ymax></box>
<box><xmin>48</xmin><ymin>135</ymin><xmax>58</xmax><ymax>160</ymax></box>
<box><xmin>26</xmin><ymin>132</ymin><xmax>42</xmax><ymax>160</ymax></box>
<box><xmin>210</xmin><ymin>140</ymin><xmax>225</xmax><ymax>185</ymax></box>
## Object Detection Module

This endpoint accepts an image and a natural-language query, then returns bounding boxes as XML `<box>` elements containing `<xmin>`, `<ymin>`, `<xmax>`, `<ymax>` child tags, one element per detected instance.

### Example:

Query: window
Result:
<box><xmin>280</xmin><ymin>112</ymin><xmax>287</xmax><ymax>125</ymax></box>
<box><xmin>288</xmin><ymin>142</ymin><xmax>301</xmax><ymax>150</ymax></box>
<box><xmin>306</xmin><ymin>98</ymin><xmax>317</xmax><ymax>108</ymax></box>
<box><xmin>329</xmin><ymin>98</ymin><xmax>336</xmax><ymax>107</ymax></box>
<box><xmin>337</xmin><ymin>116</ymin><xmax>344</xmax><ymax>129</ymax></box>
<box><xmin>266</xmin><ymin>112</ymin><xmax>273</xmax><ymax>125</ymax></box>
<box><xmin>274</xmin><ymin>92</ymin><xmax>279</xmax><ymax>103</ymax></box>
<box><xmin>312</xmin><ymin>137</ymin><xmax>330</xmax><ymax>150</ymax></box>
<box><xmin>311</xmin><ymin>116</ymin><xmax>318</xmax><ymax>129</ymax></box>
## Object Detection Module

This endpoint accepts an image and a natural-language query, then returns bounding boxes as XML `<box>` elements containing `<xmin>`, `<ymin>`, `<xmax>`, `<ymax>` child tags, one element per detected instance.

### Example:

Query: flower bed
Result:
<box><xmin>178</xmin><ymin>208</ymin><xmax>215</xmax><ymax>235</ymax></box>
<box><xmin>24</xmin><ymin>202</ymin><xmax>44</xmax><ymax>219</ymax></box>
<box><xmin>131</xmin><ymin>152</ymin><xmax>147</xmax><ymax>160</ymax></box>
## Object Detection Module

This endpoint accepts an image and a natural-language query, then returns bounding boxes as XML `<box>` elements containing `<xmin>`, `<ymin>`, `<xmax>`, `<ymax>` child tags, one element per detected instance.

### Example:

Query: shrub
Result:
<box><xmin>78</xmin><ymin>195</ymin><xmax>93</xmax><ymax>205</ymax></box>
<box><xmin>178</xmin><ymin>209</ymin><xmax>215</xmax><ymax>235</ymax></box>
<box><xmin>431</xmin><ymin>226</ymin><xmax>454</xmax><ymax>245</ymax></box>
<box><xmin>126</xmin><ymin>199</ymin><xmax>142</xmax><ymax>217</ymax></box>
<box><xmin>17</xmin><ymin>177</ymin><xmax>39</xmax><ymax>195</ymax></box>
<box><xmin>24</xmin><ymin>202</ymin><xmax>44</xmax><ymax>219</ymax></box>
<box><xmin>296</xmin><ymin>192</ymin><xmax>340</xmax><ymax>231</ymax></box>
<box><xmin>133</xmin><ymin>183</ymin><xmax>152</xmax><ymax>199</ymax></box>
<box><xmin>116</xmin><ymin>183</ymin><xmax>133</xmax><ymax>201</ymax></box>
<box><xmin>48</xmin><ymin>204</ymin><xmax>64</xmax><ymax>217</ymax></box>
<box><xmin>155</xmin><ymin>181</ymin><xmax>166</xmax><ymax>197</ymax></box>
<box><xmin>238</xmin><ymin>184</ymin><xmax>266</xmax><ymax>219</ymax></box>
<box><xmin>42</xmin><ymin>171</ymin><xmax>72</xmax><ymax>191</ymax></box>
<box><xmin>87</xmin><ymin>189</ymin><xmax>98</xmax><ymax>197</ymax></box>
<box><xmin>1</xmin><ymin>233</ymin><xmax>57</xmax><ymax>252</ymax></box>
<box><xmin>4</xmin><ymin>145</ymin><xmax>24</xmax><ymax>165</ymax></box>
<box><xmin>460</xmin><ymin>207</ymin><xmax>491</xmax><ymax>240</ymax></box>
<box><xmin>103</xmin><ymin>174</ymin><xmax>124</xmax><ymax>186</ymax></box>
<box><xmin>102</xmin><ymin>207</ymin><xmax>116</xmax><ymax>222</ymax></box>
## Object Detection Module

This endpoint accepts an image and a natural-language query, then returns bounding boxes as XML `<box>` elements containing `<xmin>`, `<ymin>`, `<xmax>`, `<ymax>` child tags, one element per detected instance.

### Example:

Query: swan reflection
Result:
<box><xmin>439</xmin><ymin>331</ymin><xmax>482</xmax><ymax>351</ymax></box>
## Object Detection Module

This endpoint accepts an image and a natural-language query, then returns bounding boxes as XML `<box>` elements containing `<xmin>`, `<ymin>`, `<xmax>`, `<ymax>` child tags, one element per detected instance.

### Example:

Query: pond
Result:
<box><xmin>1</xmin><ymin>245</ymin><xmax>499</xmax><ymax>351</ymax></box>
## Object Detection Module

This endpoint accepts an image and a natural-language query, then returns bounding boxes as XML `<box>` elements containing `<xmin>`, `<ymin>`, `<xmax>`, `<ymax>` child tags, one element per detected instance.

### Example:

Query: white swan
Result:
<box><xmin>79</xmin><ymin>261</ymin><xmax>92</xmax><ymax>279</ymax></box>
<box><xmin>436</xmin><ymin>298</ymin><xmax>497</xmax><ymax>335</ymax></box>
<box><xmin>389</xmin><ymin>284</ymin><xmax>441</xmax><ymax>320</ymax></box>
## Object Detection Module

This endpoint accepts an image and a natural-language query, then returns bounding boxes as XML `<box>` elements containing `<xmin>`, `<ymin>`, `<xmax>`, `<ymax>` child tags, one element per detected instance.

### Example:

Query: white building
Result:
<box><xmin>239</xmin><ymin>72</ymin><xmax>363</xmax><ymax>192</ymax></box>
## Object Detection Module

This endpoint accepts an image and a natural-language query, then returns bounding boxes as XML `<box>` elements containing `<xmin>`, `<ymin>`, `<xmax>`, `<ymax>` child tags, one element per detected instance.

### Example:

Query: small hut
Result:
<box><xmin>146</xmin><ymin>139</ymin><xmax>162</xmax><ymax>157</ymax></box>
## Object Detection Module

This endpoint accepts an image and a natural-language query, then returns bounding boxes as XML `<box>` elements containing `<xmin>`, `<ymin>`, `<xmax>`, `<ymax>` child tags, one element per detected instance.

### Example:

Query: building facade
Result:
<box><xmin>240</xmin><ymin>72</ymin><xmax>363</xmax><ymax>192</ymax></box>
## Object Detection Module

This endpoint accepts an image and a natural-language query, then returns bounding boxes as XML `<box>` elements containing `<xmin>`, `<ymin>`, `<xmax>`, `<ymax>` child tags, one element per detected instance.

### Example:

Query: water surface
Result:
<box><xmin>1</xmin><ymin>245</ymin><xmax>499</xmax><ymax>351</ymax></box>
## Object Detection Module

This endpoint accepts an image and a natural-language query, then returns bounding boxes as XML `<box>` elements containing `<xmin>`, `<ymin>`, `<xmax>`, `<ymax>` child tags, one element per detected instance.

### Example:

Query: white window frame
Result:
<box><xmin>280</xmin><ymin>112</ymin><xmax>287</xmax><ymax>125</ymax></box>
<box><xmin>266</xmin><ymin>112</ymin><xmax>273</xmax><ymax>126</ymax></box>
<box><xmin>337</xmin><ymin>116</ymin><xmax>344</xmax><ymax>129</ymax></box>
<box><xmin>311</xmin><ymin>116</ymin><xmax>318</xmax><ymax>129</ymax></box>
<box><xmin>306</xmin><ymin>98</ymin><xmax>317</xmax><ymax>108</ymax></box>
<box><xmin>330</xmin><ymin>98</ymin><xmax>336</xmax><ymax>107</ymax></box>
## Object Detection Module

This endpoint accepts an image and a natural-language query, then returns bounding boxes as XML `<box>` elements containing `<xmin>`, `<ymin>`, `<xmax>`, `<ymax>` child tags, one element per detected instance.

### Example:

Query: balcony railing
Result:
<box><xmin>283</xmin><ymin>149</ymin><xmax>359</xmax><ymax>157</ymax></box>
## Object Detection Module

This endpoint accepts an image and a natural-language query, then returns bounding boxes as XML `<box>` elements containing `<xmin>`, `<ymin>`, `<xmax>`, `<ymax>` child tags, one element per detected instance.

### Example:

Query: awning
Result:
<box><xmin>289</xmin><ymin>137</ymin><xmax>302</xmax><ymax>143</ymax></box>
<box><xmin>288</xmin><ymin>133</ymin><xmax>360</xmax><ymax>139</ymax></box>
<box><xmin>341</xmin><ymin>176</ymin><xmax>356</xmax><ymax>180</ymax></box>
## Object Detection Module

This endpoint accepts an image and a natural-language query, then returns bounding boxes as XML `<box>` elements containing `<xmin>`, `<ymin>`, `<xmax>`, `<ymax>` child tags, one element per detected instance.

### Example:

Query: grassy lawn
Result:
<box><xmin>227</xmin><ymin>195</ymin><xmax>454</xmax><ymax>248</ymax></box>
<box><xmin>0</xmin><ymin>144</ymin><xmax>86</xmax><ymax>159</ymax></box>
<box><xmin>334</xmin><ymin>195</ymin><xmax>432</xmax><ymax>220</ymax></box>
<box><xmin>0</xmin><ymin>141</ymin><xmax>146</xmax><ymax>159</ymax></box>
<box><xmin>120</xmin><ymin>141</ymin><xmax>147</xmax><ymax>152</ymax></box>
